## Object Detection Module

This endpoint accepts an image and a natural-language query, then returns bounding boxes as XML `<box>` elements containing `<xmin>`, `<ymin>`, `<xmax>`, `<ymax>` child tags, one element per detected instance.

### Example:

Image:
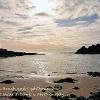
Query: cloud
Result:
<box><xmin>0</xmin><ymin>0</ymin><xmax>10</xmax><ymax>9</ymax></box>
<box><xmin>25</xmin><ymin>5</ymin><xmax>35</xmax><ymax>10</ymax></box>
<box><xmin>55</xmin><ymin>14</ymin><xmax>99</xmax><ymax>27</ymax></box>
<box><xmin>0</xmin><ymin>0</ymin><xmax>100</xmax><ymax>51</ymax></box>
<box><xmin>1</xmin><ymin>20</ymin><xmax>20</xmax><ymax>26</ymax></box>
<box><xmin>17</xmin><ymin>26</ymin><xmax>33</xmax><ymax>32</ymax></box>
<box><xmin>17</xmin><ymin>34</ymin><xmax>45</xmax><ymax>39</ymax></box>
<box><xmin>0</xmin><ymin>17</ymin><xmax>20</xmax><ymax>26</ymax></box>
<box><xmin>19</xmin><ymin>31</ymin><xmax>31</xmax><ymax>34</ymax></box>
<box><xmin>35</xmin><ymin>12</ymin><xmax>50</xmax><ymax>16</ymax></box>
<box><xmin>15</xmin><ymin>0</ymin><xmax>34</xmax><ymax>10</ymax></box>
<box><xmin>55</xmin><ymin>0</ymin><xmax>100</xmax><ymax>19</ymax></box>
<box><xmin>0</xmin><ymin>0</ymin><xmax>35</xmax><ymax>10</ymax></box>
<box><xmin>15</xmin><ymin>13</ymin><xmax>30</xmax><ymax>19</ymax></box>
<box><xmin>0</xmin><ymin>30</ymin><xmax>13</xmax><ymax>40</ymax></box>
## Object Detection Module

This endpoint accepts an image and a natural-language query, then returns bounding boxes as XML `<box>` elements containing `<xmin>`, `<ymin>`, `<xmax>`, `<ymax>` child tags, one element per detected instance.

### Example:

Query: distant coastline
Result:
<box><xmin>75</xmin><ymin>44</ymin><xmax>100</xmax><ymax>54</ymax></box>
<box><xmin>0</xmin><ymin>48</ymin><xmax>37</xmax><ymax>57</ymax></box>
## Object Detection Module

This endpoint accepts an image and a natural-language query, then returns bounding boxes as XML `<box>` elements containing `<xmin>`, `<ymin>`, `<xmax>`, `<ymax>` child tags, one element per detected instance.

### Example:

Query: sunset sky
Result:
<box><xmin>0</xmin><ymin>0</ymin><xmax>100</xmax><ymax>52</ymax></box>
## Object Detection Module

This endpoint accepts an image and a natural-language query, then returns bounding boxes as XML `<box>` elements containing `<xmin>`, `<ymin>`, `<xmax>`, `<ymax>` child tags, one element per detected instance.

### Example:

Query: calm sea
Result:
<box><xmin>0</xmin><ymin>52</ymin><xmax>100</xmax><ymax>78</ymax></box>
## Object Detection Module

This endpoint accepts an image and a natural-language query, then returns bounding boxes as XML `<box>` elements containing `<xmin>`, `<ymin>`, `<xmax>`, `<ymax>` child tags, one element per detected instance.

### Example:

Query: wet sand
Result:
<box><xmin>0</xmin><ymin>74</ymin><xmax>100</xmax><ymax>100</ymax></box>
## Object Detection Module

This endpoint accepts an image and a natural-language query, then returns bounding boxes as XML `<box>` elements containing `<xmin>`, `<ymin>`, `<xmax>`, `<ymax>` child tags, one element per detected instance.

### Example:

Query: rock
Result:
<box><xmin>76</xmin><ymin>46</ymin><xmax>88</xmax><ymax>54</ymax></box>
<box><xmin>75</xmin><ymin>44</ymin><xmax>100</xmax><ymax>54</ymax></box>
<box><xmin>88</xmin><ymin>91</ymin><xmax>100</xmax><ymax>99</ymax></box>
<box><xmin>51</xmin><ymin>94</ymin><xmax>70</xmax><ymax>100</ymax></box>
<box><xmin>42</xmin><ymin>85</ymin><xmax>65</xmax><ymax>100</ymax></box>
<box><xmin>0</xmin><ymin>48</ymin><xmax>37</xmax><ymax>57</ymax></box>
<box><xmin>48</xmin><ymin>74</ymin><xmax>50</xmax><ymax>76</ymax></box>
<box><xmin>9</xmin><ymin>91</ymin><xmax>32</xmax><ymax>100</ymax></box>
<box><xmin>72</xmin><ymin>87</ymin><xmax>80</xmax><ymax>90</ymax></box>
<box><xmin>76</xmin><ymin>91</ymin><xmax>100</xmax><ymax>100</ymax></box>
<box><xmin>0</xmin><ymin>80</ymin><xmax>15</xmax><ymax>84</ymax></box>
<box><xmin>42</xmin><ymin>89</ymin><xmax>45</xmax><ymax>92</ymax></box>
<box><xmin>76</xmin><ymin>96</ymin><xmax>86</xmax><ymax>100</ymax></box>
<box><xmin>54</xmin><ymin>85</ymin><xmax>62</xmax><ymax>91</ymax></box>
<box><xmin>70</xmin><ymin>94</ymin><xmax>77</xmax><ymax>98</ymax></box>
<box><xmin>87</xmin><ymin>72</ymin><xmax>100</xmax><ymax>77</ymax></box>
<box><xmin>43</xmin><ymin>85</ymin><xmax>62</xmax><ymax>93</ymax></box>
<box><xmin>54</xmin><ymin>78</ymin><xmax>77</xmax><ymax>83</ymax></box>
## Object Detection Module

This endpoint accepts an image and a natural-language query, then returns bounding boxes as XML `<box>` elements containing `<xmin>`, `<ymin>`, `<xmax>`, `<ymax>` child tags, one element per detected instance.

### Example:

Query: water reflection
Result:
<box><xmin>0</xmin><ymin>53</ymin><xmax>100</xmax><ymax>78</ymax></box>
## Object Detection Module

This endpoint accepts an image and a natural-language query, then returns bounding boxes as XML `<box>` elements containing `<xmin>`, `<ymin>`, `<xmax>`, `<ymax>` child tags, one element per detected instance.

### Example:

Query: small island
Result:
<box><xmin>0</xmin><ymin>48</ymin><xmax>37</xmax><ymax>57</ymax></box>
<box><xmin>75</xmin><ymin>44</ymin><xmax>100</xmax><ymax>54</ymax></box>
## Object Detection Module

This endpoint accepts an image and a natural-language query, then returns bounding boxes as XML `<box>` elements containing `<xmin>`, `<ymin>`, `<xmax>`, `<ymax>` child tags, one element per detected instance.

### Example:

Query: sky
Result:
<box><xmin>0</xmin><ymin>0</ymin><xmax>100</xmax><ymax>52</ymax></box>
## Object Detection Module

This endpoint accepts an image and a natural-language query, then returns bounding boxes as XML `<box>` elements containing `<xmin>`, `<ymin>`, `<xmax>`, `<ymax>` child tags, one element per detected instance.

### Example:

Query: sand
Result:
<box><xmin>0</xmin><ymin>74</ymin><xmax>100</xmax><ymax>100</ymax></box>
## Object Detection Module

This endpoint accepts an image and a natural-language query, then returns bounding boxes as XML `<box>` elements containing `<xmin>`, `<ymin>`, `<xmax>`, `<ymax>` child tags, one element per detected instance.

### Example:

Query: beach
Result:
<box><xmin>0</xmin><ymin>74</ymin><xmax>100</xmax><ymax>100</ymax></box>
<box><xmin>0</xmin><ymin>53</ymin><xmax>100</xmax><ymax>100</ymax></box>
<box><xmin>0</xmin><ymin>0</ymin><xmax>100</xmax><ymax>99</ymax></box>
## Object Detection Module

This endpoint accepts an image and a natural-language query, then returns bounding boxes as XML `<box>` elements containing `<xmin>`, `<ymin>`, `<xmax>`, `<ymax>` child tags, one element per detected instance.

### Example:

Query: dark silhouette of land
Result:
<box><xmin>0</xmin><ymin>48</ymin><xmax>37</xmax><ymax>57</ymax></box>
<box><xmin>75</xmin><ymin>44</ymin><xmax>100</xmax><ymax>54</ymax></box>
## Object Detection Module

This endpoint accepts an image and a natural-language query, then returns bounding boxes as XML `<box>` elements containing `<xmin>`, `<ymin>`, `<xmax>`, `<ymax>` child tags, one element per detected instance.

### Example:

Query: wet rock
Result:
<box><xmin>54</xmin><ymin>78</ymin><xmax>77</xmax><ymax>83</ymax></box>
<box><xmin>51</xmin><ymin>94</ymin><xmax>70</xmax><ymax>100</ymax></box>
<box><xmin>0</xmin><ymin>80</ymin><xmax>15</xmax><ymax>84</ymax></box>
<box><xmin>48</xmin><ymin>74</ymin><xmax>50</xmax><ymax>76</ymax></box>
<box><xmin>70</xmin><ymin>94</ymin><xmax>77</xmax><ymax>98</ymax></box>
<box><xmin>43</xmin><ymin>85</ymin><xmax>62</xmax><ymax>93</ymax></box>
<box><xmin>54</xmin><ymin>85</ymin><xmax>62</xmax><ymax>91</ymax></box>
<box><xmin>10</xmin><ymin>91</ymin><xmax>32</xmax><ymax>100</ymax></box>
<box><xmin>76</xmin><ymin>96</ymin><xmax>86</xmax><ymax>100</ymax></box>
<box><xmin>90</xmin><ymin>92</ymin><xmax>93</xmax><ymax>95</ymax></box>
<box><xmin>72</xmin><ymin>87</ymin><xmax>80</xmax><ymax>90</ymax></box>
<box><xmin>46</xmin><ymin>86</ymin><xmax>53</xmax><ymax>89</ymax></box>
<box><xmin>88</xmin><ymin>91</ymin><xmax>100</xmax><ymax>99</ymax></box>
<box><xmin>42</xmin><ymin>85</ymin><xmax>66</xmax><ymax>100</ymax></box>
<box><xmin>42</xmin><ymin>89</ymin><xmax>45</xmax><ymax>92</ymax></box>
<box><xmin>87</xmin><ymin>72</ymin><xmax>100</xmax><ymax>77</ymax></box>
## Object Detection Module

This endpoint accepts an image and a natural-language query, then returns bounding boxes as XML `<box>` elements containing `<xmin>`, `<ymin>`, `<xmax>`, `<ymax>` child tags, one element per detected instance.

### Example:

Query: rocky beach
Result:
<box><xmin>0</xmin><ymin>72</ymin><xmax>100</xmax><ymax>100</ymax></box>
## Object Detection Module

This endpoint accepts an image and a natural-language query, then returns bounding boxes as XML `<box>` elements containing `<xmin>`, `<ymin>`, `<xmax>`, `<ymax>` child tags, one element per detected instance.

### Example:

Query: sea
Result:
<box><xmin>0</xmin><ymin>52</ymin><xmax>100</xmax><ymax>79</ymax></box>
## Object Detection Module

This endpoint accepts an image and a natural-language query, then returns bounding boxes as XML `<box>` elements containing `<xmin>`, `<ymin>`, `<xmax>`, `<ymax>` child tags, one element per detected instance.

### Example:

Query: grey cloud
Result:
<box><xmin>35</xmin><ymin>12</ymin><xmax>50</xmax><ymax>16</ymax></box>
<box><xmin>55</xmin><ymin>14</ymin><xmax>99</xmax><ymax>27</ymax></box>
<box><xmin>4</xmin><ymin>20</ymin><xmax>20</xmax><ymax>26</ymax></box>
<box><xmin>0</xmin><ymin>17</ymin><xmax>20</xmax><ymax>26</ymax></box>
<box><xmin>20</xmin><ymin>31</ymin><xmax>31</xmax><ymax>34</ymax></box>
<box><xmin>15</xmin><ymin>13</ymin><xmax>30</xmax><ymax>19</ymax></box>
<box><xmin>17</xmin><ymin>26</ymin><xmax>33</xmax><ymax>32</ymax></box>
<box><xmin>17</xmin><ymin>24</ymin><xmax>46</xmax><ymax>32</ymax></box>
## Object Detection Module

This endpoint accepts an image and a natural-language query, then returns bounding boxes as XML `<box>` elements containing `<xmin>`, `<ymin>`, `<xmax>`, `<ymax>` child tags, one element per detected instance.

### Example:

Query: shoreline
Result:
<box><xmin>0</xmin><ymin>73</ymin><xmax>100</xmax><ymax>100</ymax></box>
